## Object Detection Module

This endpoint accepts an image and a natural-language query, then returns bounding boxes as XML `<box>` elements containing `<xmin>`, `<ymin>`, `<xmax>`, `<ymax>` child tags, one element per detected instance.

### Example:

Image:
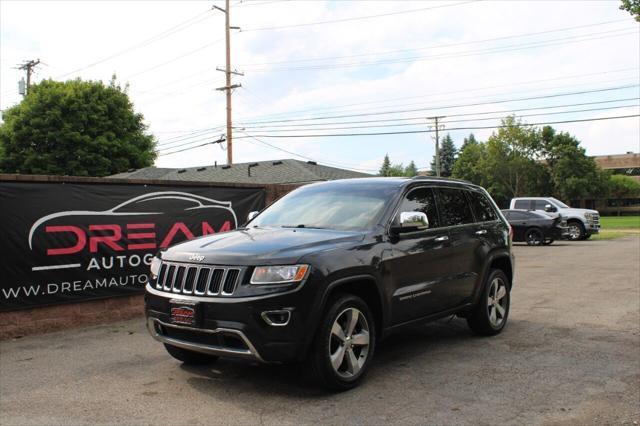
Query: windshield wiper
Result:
<box><xmin>281</xmin><ymin>224</ymin><xmax>327</xmax><ymax>229</ymax></box>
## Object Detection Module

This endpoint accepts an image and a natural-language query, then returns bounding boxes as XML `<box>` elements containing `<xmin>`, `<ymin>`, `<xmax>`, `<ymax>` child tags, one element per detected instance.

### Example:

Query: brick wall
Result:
<box><xmin>0</xmin><ymin>174</ymin><xmax>299</xmax><ymax>339</ymax></box>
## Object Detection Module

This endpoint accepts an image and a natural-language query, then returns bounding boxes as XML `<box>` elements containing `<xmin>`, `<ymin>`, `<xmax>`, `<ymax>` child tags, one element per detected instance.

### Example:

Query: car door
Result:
<box><xmin>508</xmin><ymin>211</ymin><xmax>529</xmax><ymax>241</ymax></box>
<box><xmin>433</xmin><ymin>187</ymin><xmax>481</xmax><ymax>309</ymax></box>
<box><xmin>383</xmin><ymin>186</ymin><xmax>451</xmax><ymax>325</ymax></box>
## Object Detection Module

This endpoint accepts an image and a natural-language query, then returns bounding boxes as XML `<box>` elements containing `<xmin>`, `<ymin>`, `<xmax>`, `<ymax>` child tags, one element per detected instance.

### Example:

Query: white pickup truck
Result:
<box><xmin>509</xmin><ymin>197</ymin><xmax>600</xmax><ymax>241</ymax></box>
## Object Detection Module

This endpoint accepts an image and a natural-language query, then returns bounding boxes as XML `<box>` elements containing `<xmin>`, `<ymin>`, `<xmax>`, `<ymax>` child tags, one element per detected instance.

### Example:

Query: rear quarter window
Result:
<box><xmin>468</xmin><ymin>191</ymin><xmax>498</xmax><ymax>222</ymax></box>
<box><xmin>437</xmin><ymin>188</ymin><xmax>475</xmax><ymax>226</ymax></box>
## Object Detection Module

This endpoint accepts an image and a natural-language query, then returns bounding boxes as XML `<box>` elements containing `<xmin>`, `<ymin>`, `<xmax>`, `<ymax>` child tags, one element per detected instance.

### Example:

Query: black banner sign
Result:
<box><xmin>0</xmin><ymin>182</ymin><xmax>265</xmax><ymax>311</ymax></box>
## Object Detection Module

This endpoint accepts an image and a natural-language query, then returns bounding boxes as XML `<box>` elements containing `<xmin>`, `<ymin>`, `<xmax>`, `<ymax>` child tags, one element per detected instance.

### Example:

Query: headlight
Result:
<box><xmin>584</xmin><ymin>213</ymin><xmax>594</xmax><ymax>220</ymax></box>
<box><xmin>250</xmin><ymin>265</ymin><xmax>309</xmax><ymax>285</ymax></box>
<box><xmin>150</xmin><ymin>256</ymin><xmax>162</xmax><ymax>278</ymax></box>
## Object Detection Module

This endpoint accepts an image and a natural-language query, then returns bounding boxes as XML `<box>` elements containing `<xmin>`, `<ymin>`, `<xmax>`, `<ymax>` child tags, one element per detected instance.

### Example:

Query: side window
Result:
<box><xmin>437</xmin><ymin>188</ymin><xmax>475</xmax><ymax>226</ymax></box>
<box><xmin>468</xmin><ymin>191</ymin><xmax>498</xmax><ymax>222</ymax></box>
<box><xmin>396</xmin><ymin>187</ymin><xmax>440</xmax><ymax>229</ymax></box>
<box><xmin>532</xmin><ymin>200</ymin><xmax>548</xmax><ymax>210</ymax></box>
<box><xmin>514</xmin><ymin>200</ymin><xmax>530</xmax><ymax>209</ymax></box>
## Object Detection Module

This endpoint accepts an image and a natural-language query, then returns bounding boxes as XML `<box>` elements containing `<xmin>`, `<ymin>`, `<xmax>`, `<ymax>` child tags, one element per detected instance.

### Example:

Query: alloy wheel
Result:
<box><xmin>329</xmin><ymin>308</ymin><xmax>370</xmax><ymax>378</ymax></box>
<box><xmin>487</xmin><ymin>277</ymin><xmax>508</xmax><ymax>328</ymax></box>
<box><xmin>526</xmin><ymin>231</ymin><xmax>542</xmax><ymax>246</ymax></box>
<box><xmin>568</xmin><ymin>224</ymin><xmax>581</xmax><ymax>240</ymax></box>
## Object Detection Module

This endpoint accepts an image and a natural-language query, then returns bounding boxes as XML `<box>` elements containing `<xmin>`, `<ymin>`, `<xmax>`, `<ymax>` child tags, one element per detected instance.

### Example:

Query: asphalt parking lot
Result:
<box><xmin>1</xmin><ymin>237</ymin><xmax>639</xmax><ymax>425</ymax></box>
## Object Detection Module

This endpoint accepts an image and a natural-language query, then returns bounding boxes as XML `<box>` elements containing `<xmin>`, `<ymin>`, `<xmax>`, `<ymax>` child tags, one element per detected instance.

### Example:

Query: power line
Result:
<box><xmin>157</xmin><ymin>136</ymin><xmax>226</xmax><ymax>156</ymax></box>
<box><xmin>238</xmin><ymin>98</ymin><xmax>640</xmax><ymax>130</ymax></box>
<box><xmin>234</xmin><ymin>67</ymin><xmax>639</xmax><ymax>122</ymax></box>
<box><xmin>239</xmin><ymin>18</ymin><xmax>631</xmax><ymax>66</ymax></box>
<box><xmin>238</xmin><ymin>84</ymin><xmax>640</xmax><ymax>125</ymax></box>
<box><xmin>56</xmin><ymin>10</ymin><xmax>213</xmax><ymax>79</ymax></box>
<box><xmin>234</xmin><ymin>114</ymin><xmax>640</xmax><ymax>139</ymax></box>
<box><xmin>242</xmin><ymin>0</ymin><xmax>478</xmax><ymax>31</ymax></box>
<box><xmin>243</xmin><ymin>29</ymin><xmax>638</xmax><ymax>72</ymax></box>
<box><xmin>124</xmin><ymin>38</ymin><xmax>224</xmax><ymax>80</ymax></box>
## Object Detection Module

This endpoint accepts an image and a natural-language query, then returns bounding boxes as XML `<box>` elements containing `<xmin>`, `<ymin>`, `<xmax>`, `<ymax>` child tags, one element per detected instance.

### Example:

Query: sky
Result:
<box><xmin>1</xmin><ymin>0</ymin><xmax>639</xmax><ymax>174</ymax></box>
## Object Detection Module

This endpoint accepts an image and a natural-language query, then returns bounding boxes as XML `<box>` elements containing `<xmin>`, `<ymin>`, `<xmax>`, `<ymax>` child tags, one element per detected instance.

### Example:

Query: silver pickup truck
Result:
<box><xmin>509</xmin><ymin>197</ymin><xmax>600</xmax><ymax>241</ymax></box>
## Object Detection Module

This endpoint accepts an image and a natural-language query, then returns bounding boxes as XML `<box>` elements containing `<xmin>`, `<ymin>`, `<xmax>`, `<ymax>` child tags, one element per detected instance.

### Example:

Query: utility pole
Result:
<box><xmin>214</xmin><ymin>1</ymin><xmax>242</xmax><ymax>165</ymax></box>
<box><xmin>17</xmin><ymin>59</ymin><xmax>41</xmax><ymax>96</ymax></box>
<box><xmin>427</xmin><ymin>116</ymin><xmax>445</xmax><ymax>177</ymax></box>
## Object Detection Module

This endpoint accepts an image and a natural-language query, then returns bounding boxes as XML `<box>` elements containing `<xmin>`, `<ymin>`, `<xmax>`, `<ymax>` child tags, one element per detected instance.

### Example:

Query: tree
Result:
<box><xmin>540</xmin><ymin>126</ymin><xmax>605</xmax><ymax>201</ymax></box>
<box><xmin>378</xmin><ymin>154</ymin><xmax>392</xmax><ymax>176</ymax></box>
<box><xmin>620</xmin><ymin>0</ymin><xmax>640</xmax><ymax>21</ymax></box>
<box><xmin>460</xmin><ymin>133</ymin><xmax>478</xmax><ymax>151</ymax></box>
<box><xmin>607</xmin><ymin>174</ymin><xmax>640</xmax><ymax>215</ymax></box>
<box><xmin>482</xmin><ymin>117</ymin><xmax>549</xmax><ymax>203</ymax></box>
<box><xmin>452</xmin><ymin>135</ymin><xmax>487</xmax><ymax>186</ymax></box>
<box><xmin>378</xmin><ymin>155</ymin><xmax>415</xmax><ymax>177</ymax></box>
<box><xmin>430</xmin><ymin>133</ymin><xmax>457</xmax><ymax>177</ymax></box>
<box><xmin>0</xmin><ymin>77</ymin><xmax>155</xmax><ymax>176</ymax></box>
<box><xmin>404</xmin><ymin>161</ymin><xmax>418</xmax><ymax>177</ymax></box>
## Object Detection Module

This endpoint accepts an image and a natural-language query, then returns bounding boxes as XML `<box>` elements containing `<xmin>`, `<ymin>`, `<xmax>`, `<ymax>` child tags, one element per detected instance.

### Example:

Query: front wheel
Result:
<box><xmin>467</xmin><ymin>269</ymin><xmax>511</xmax><ymax>336</ymax></box>
<box><xmin>307</xmin><ymin>294</ymin><xmax>376</xmax><ymax>391</ymax></box>
<box><xmin>525</xmin><ymin>228</ymin><xmax>543</xmax><ymax>246</ymax></box>
<box><xmin>567</xmin><ymin>221</ymin><xmax>585</xmax><ymax>241</ymax></box>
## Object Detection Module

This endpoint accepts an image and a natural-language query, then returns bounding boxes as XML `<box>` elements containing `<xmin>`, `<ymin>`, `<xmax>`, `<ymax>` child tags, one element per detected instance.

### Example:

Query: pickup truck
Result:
<box><xmin>509</xmin><ymin>197</ymin><xmax>600</xmax><ymax>240</ymax></box>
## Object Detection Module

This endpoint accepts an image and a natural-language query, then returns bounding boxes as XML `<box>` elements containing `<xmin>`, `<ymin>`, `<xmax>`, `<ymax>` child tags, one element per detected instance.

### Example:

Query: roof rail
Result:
<box><xmin>410</xmin><ymin>175</ymin><xmax>472</xmax><ymax>184</ymax></box>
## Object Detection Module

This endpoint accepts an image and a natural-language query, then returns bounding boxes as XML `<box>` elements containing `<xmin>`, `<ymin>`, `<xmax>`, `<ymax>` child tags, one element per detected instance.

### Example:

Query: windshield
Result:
<box><xmin>249</xmin><ymin>183</ymin><xmax>396</xmax><ymax>230</ymax></box>
<box><xmin>549</xmin><ymin>197</ymin><xmax>569</xmax><ymax>208</ymax></box>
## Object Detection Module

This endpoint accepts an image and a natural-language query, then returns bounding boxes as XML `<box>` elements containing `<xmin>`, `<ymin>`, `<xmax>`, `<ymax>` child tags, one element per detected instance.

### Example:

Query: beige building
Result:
<box><xmin>571</xmin><ymin>152</ymin><xmax>640</xmax><ymax>215</ymax></box>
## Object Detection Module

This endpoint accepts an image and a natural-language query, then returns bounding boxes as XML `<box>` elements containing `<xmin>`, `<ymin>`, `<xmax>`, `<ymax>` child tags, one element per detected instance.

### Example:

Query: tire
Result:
<box><xmin>567</xmin><ymin>221</ymin><xmax>585</xmax><ymax>241</ymax></box>
<box><xmin>525</xmin><ymin>228</ymin><xmax>544</xmax><ymax>246</ymax></box>
<box><xmin>163</xmin><ymin>343</ymin><xmax>219</xmax><ymax>365</ymax></box>
<box><xmin>467</xmin><ymin>269</ymin><xmax>511</xmax><ymax>336</ymax></box>
<box><xmin>542</xmin><ymin>238</ymin><xmax>554</xmax><ymax>246</ymax></box>
<box><xmin>583</xmin><ymin>234</ymin><xmax>592</xmax><ymax>240</ymax></box>
<box><xmin>307</xmin><ymin>294</ymin><xmax>376</xmax><ymax>391</ymax></box>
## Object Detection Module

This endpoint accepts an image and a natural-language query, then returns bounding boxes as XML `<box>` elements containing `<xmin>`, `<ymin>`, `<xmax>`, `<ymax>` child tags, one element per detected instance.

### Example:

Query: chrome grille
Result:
<box><xmin>155</xmin><ymin>262</ymin><xmax>242</xmax><ymax>297</ymax></box>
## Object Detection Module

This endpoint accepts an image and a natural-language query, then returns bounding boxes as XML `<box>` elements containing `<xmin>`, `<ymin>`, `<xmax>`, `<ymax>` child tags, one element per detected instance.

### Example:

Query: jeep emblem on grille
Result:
<box><xmin>188</xmin><ymin>254</ymin><xmax>205</xmax><ymax>262</ymax></box>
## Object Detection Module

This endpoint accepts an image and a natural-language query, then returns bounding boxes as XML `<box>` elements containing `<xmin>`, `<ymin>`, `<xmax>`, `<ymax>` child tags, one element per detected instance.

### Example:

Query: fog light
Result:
<box><xmin>261</xmin><ymin>310</ymin><xmax>291</xmax><ymax>326</ymax></box>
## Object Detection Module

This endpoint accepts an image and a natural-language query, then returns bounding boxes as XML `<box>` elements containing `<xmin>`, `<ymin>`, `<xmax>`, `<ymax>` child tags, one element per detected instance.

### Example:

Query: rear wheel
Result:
<box><xmin>163</xmin><ymin>344</ymin><xmax>219</xmax><ymax>365</ymax></box>
<box><xmin>567</xmin><ymin>221</ymin><xmax>585</xmax><ymax>241</ymax></box>
<box><xmin>467</xmin><ymin>269</ymin><xmax>510</xmax><ymax>336</ymax></box>
<box><xmin>525</xmin><ymin>228</ymin><xmax>543</xmax><ymax>246</ymax></box>
<box><xmin>307</xmin><ymin>294</ymin><xmax>375</xmax><ymax>391</ymax></box>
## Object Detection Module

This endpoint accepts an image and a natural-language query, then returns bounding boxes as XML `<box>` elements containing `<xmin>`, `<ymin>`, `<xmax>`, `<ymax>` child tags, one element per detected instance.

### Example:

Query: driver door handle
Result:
<box><xmin>475</xmin><ymin>230</ymin><xmax>488</xmax><ymax>235</ymax></box>
<box><xmin>435</xmin><ymin>236</ymin><xmax>449</xmax><ymax>242</ymax></box>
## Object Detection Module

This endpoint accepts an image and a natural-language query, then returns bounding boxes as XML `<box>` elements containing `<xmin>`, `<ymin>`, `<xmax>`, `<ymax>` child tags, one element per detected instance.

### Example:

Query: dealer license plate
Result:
<box><xmin>169</xmin><ymin>300</ymin><xmax>199</xmax><ymax>326</ymax></box>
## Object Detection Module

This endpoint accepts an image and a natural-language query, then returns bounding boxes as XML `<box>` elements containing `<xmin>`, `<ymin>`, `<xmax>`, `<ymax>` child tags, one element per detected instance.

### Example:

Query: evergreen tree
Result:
<box><xmin>379</xmin><ymin>154</ymin><xmax>391</xmax><ymax>176</ymax></box>
<box><xmin>430</xmin><ymin>134</ymin><xmax>457</xmax><ymax>177</ymax></box>
<box><xmin>404</xmin><ymin>161</ymin><xmax>418</xmax><ymax>177</ymax></box>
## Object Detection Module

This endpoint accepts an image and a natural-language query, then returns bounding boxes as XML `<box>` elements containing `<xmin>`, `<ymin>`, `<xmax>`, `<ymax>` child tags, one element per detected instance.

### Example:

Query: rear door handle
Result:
<box><xmin>475</xmin><ymin>230</ymin><xmax>488</xmax><ymax>235</ymax></box>
<box><xmin>435</xmin><ymin>236</ymin><xmax>449</xmax><ymax>242</ymax></box>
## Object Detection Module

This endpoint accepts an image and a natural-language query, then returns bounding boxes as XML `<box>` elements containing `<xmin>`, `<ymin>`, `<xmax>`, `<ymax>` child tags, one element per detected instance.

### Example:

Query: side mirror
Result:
<box><xmin>395</xmin><ymin>211</ymin><xmax>429</xmax><ymax>233</ymax></box>
<box><xmin>247</xmin><ymin>211</ymin><xmax>260</xmax><ymax>221</ymax></box>
<box><xmin>544</xmin><ymin>204</ymin><xmax>556</xmax><ymax>213</ymax></box>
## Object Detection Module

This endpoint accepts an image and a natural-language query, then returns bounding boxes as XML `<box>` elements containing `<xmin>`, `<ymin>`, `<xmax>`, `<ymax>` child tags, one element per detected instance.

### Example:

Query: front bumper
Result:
<box><xmin>145</xmin><ymin>282</ymin><xmax>322</xmax><ymax>364</ymax></box>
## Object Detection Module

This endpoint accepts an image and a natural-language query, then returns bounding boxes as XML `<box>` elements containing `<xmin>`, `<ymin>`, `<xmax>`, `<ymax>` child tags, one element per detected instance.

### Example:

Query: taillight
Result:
<box><xmin>508</xmin><ymin>225</ymin><xmax>513</xmax><ymax>241</ymax></box>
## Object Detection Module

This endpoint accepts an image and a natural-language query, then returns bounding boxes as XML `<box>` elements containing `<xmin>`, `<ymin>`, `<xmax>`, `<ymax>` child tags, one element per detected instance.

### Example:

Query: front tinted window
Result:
<box><xmin>438</xmin><ymin>188</ymin><xmax>474</xmax><ymax>226</ymax></box>
<box><xmin>250</xmin><ymin>183</ymin><xmax>395</xmax><ymax>230</ymax></box>
<box><xmin>514</xmin><ymin>200</ymin><xmax>530</xmax><ymax>209</ymax></box>
<box><xmin>533</xmin><ymin>200</ymin><xmax>548</xmax><ymax>210</ymax></box>
<box><xmin>396</xmin><ymin>187</ymin><xmax>440</xmax><ymax>228</ymax></box>
<box><xmin>468</xmin><ymin>191</ymin><xmax>498</xmax><ymax>222</ymax></box>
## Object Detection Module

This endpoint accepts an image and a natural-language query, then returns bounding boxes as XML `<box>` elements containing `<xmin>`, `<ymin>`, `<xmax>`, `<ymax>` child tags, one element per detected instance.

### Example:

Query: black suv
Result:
<box><xmin>145</xmin><ymin>177</ymin><xmax>514</xmax><ymax>390</ymax></box>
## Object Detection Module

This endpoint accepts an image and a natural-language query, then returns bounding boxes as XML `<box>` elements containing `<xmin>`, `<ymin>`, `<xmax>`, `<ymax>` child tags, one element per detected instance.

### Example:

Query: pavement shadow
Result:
<box><xmin>181</xmin><ymin>316</ymin><xmax>485</xmax><ymax>402</ymax></box>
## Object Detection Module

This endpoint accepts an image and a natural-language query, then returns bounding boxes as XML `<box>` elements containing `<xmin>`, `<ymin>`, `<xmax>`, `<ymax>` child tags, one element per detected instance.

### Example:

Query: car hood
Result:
<box><xmin>559</xmin><ymin>207</ymin><xmax>599</xmax><ymax>216</ymax></box>
<box><xmin>160</xmin><ymin>226</ymin><xmax>365</xmax><ymax>265</ymax></box>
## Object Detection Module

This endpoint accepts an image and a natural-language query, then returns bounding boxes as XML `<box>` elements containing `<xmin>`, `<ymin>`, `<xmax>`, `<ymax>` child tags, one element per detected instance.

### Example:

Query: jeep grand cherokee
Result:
<box><xmin>145</xmin><ymin>177</ymin><xmax>514</xmax><ymax>390</ymax></box>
